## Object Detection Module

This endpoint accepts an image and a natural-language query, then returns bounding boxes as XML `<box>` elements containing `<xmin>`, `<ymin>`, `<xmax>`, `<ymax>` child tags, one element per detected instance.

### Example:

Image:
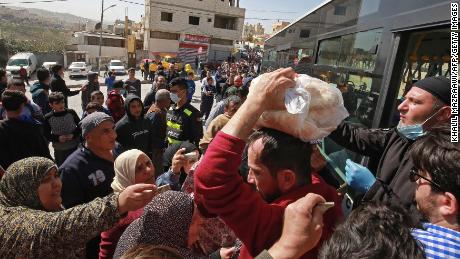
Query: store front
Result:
<box><xmin>178</xmin><ymin>34</ymin><xmax>210</xmax><ymax>66</ymax></box>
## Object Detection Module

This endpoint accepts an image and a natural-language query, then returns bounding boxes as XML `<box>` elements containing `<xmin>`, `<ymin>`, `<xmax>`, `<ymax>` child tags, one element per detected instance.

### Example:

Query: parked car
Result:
<box><xmin>108</xmin><ymin>60</ymin><xmax>126</xmax><ymax>75</ymax></box>
<box><xmin>42</xmin><ymin>62</ymin><xmax>58</xmax><ymax>71</ymax></box>
<box><xmin>6</xmin><ymin>52</ymin><xmax>38</xmax><ymax>78</ymax></box>
<box><xmin>68</xmin><ymin>62</ymin><xmax>92</xmax><ymax>78</ymax></box>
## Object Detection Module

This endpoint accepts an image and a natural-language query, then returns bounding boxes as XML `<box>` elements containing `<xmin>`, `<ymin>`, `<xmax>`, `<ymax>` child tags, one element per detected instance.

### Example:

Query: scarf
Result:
<box><xmin>111</xmin><ymin>149</ymin><xmax>145</xmax><ymax>193</ymax></box>
<box><xmin>0</xmin><ymin>157</ymin><xmax>56</xmax><ymax>210</ymax></box>
<box><xmin>114</xmin><ymin>191</ymin><xmax>206</xmax><ymax>258</ymax></box>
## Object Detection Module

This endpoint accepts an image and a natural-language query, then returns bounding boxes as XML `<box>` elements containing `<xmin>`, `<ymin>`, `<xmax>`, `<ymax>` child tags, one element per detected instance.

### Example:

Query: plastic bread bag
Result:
<box><xmin>255</xmin><ymin>74</ymin><xmax>349</xmax><ymax>141</ymax></box>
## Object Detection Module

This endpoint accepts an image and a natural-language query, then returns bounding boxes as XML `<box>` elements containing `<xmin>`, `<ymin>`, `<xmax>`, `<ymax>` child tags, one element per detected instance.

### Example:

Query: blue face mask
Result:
<box><xmin>397</xmin><ymin>108</ymin><xmax>445</xmax><ymax>140</ymax></box>
<box><xmin>170</xmin><ymin>93</ymin><xmax>179</xmax><ymax>103</ymax></box>
<box><xmin>397</xmin><ymin>123</ymin><xmax>425</xmax><ymax>140</ymax></box>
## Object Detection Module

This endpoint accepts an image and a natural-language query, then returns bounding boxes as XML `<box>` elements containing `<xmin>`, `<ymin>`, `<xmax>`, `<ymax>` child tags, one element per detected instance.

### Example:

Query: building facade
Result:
<box><xmin>271</xmin><ymin>21</ymin><xmax>290</xmax><ymax>34</ymax></box>
<box><xmin>65</xmin><ymin>31</ymin><xmax>127</xmax><ymax>67</ymax></box>
<box><xmin>144</xmin><ymin>0</ymin><xmax>245</xmax><ymax>65</ymax></box>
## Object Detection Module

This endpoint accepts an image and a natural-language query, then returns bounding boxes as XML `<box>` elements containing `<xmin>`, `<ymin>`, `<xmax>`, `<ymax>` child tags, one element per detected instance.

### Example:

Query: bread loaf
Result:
<box><xmin>256</xmin><ymin>74</ymin><xmax>348</xmax><ymax>141</ymax></box>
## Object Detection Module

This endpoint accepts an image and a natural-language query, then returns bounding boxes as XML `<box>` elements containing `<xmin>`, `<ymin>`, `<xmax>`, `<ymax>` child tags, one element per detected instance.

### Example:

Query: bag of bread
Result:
<box><xmin>255</xmin><ymin>74</ymin><xmax>349</xmax><ymax>141</ymax></box>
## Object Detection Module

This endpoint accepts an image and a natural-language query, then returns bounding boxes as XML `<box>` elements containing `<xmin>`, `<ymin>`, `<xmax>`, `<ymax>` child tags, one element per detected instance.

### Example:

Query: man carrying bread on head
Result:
<box><xmin>194</xmin><ymin>68</ymin><xmax>343</xmax><ymax>259</ymax></box>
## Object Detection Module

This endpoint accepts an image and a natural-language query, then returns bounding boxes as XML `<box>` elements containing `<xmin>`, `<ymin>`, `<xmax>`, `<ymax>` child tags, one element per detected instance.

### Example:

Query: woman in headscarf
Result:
<box><xmin>99</xmin><ymin>149</ymin><xmax>156</xmax><ymax>259</ymax></box>
<box><xmin>158</xmin><ymin>142</ymin><xmax>237</xmax><ymax>257</ymax></box>
<box><xmin>0</xmin><ymin>157</ymin><xmax>155</xmax><ymax>259</ymax></box>
<box><xmin>113</xmin><ymin>191</ymin><xmax>207</xmax><ymax>259</ymax></box>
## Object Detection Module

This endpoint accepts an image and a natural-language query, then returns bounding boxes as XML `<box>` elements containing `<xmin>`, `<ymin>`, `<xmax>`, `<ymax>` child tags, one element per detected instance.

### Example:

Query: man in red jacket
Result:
<box><xmin>194</xmin><ymin>68</ymin><xmax>343</xmax><ymax>259</ymax></box>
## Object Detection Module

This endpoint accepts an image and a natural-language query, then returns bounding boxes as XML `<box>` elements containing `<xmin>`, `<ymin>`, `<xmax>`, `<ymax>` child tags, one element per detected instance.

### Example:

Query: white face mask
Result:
<box><xmin>170</xmin><ymin>93</ymin><xmax>180</xmax><ymax>103</ymax></box>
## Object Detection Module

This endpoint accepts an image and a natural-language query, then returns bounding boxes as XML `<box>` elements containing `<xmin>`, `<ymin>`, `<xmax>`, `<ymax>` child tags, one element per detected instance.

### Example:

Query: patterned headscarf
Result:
<box><xmin>114</xmin><ymin>191</ymin><xmax>206</xmax><ymax>259</ymax></box>
<box><xmin>112</xmin><ymin>149</ymin><xmax>147</xmax><ymax>193</ymax></box>
<box><xmin>0</xmin><ymin>157</ymin><xmax>57</xmax><ymax>210</ymax></box>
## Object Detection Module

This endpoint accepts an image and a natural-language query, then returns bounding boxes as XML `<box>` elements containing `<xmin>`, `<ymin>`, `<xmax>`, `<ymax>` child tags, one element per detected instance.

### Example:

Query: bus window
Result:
<box><xmin>389</xmin><ymin>27</ymin><xmax>450</xmax><ymax>127</ymax></box>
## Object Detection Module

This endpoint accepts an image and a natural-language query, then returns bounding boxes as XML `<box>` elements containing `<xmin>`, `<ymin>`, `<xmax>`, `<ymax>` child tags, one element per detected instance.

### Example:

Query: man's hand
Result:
<box><xmin>268</xmin><ymin>193</ymin><xmax>329</xmax><ymax>259</ymax></box>
<box><xmin>117</xmin><ymin>184</ymin><xmax>156</xmax><ymax>214</ymax></box>
<box><xmin>222</xmin><ymin>68</ymin><xmax>296</xmax><ymax>140</ymax></box>
<box><xmin>80</xmin><ymin>85</ymin><xmax>87</xmax><ymax>92</ymax></box>
<box><xmin>171</xmin><ymin>148</ymin><xmax>186</xmax><ymax>174</ymax></box>
<box><xmin>247</xmin><ymin>68</ymin><xmax>296</xmax><ymax>111</ymax></box>
<box><xmin>219</xmin><ymin>247</ymin><xmax>235</xmax><ymax>259</ymax></box>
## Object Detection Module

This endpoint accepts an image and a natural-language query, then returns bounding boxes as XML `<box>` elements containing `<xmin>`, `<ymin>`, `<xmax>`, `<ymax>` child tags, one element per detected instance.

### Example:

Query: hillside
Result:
<box><xmin>25</xmin><ymin>7</ymin><xmax>97</xmax><ymax>26</ymax></box>
<box><xmin>0</xmin><ymin>6</ymin><xmax>96</xmax><ymax>59</ymax></box>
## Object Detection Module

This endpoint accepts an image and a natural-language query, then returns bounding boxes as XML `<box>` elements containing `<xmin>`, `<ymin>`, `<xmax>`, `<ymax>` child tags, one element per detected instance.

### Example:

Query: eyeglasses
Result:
<box><xmin>409</xmin><ymin>169</ymin><xmax>445</xmax><ymax>192</ymax></box>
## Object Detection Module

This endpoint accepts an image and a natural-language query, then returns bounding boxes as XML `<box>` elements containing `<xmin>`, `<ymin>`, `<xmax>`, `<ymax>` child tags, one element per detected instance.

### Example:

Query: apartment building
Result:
<box><xmin>144</xmin><ymin>0</ymin><xmax>245</xmax><ymax>64</ymax></box>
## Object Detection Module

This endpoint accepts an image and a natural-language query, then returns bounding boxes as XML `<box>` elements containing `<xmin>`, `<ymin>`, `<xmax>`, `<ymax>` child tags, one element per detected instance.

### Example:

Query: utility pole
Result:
<box><xmin>97</xmin><ymin>0</ymin><xmax>116</xmax><ymax>75</ymax></box>
<box><xmin>98</xmin><ymin>0</ymin><xmax>104</xmax><ymax>75</ymax></box>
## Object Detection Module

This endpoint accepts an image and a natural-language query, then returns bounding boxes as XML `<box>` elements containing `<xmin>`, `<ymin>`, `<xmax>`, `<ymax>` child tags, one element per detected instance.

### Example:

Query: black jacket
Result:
<box><xmin>115</xmin><ymin>95</ymin><xmax>151</xmax><ymax>155</ymax></box>
<box><xmin>0</xmin><ymin>118</ymin><xmax>51</xmax><ymax>169</ymax></box>
<box><xmin>166</xmin><ymin>102</ymin><xmax>203</xmax><ymax>147</ymax></box>
<box><xmin>30</xmin><ymin>82</ymin><xmax>51</xmax><ymax>115</ymax></box>
<box><xmin>50</xmin><ymin>74</ymin><xmax>79</xmax><ymax>107</ymax></box>
<box><xmin>81</xmin><ymin>75</ymin><xmax>100</xmax><ymax>111</ymax></box>
<box><xmin>145</xmin><ymin>107</ymin><xmax>167</xmax><ymax>149</ymax></box>
<box><xmin>143</xmin><ymin>87</ymin><xmax>156</xmax><ymax>112</ymax></box>
<box><xmin>329</xmin><ymin>121</ymin><xmax>419</xmax><ymax>215</ymax></box>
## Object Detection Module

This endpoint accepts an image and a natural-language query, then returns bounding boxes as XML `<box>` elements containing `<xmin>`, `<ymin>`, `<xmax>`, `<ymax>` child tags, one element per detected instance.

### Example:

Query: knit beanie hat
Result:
<box><xmin>80</xmin><ymin>111</ymin><xmax>114</xmax><ymax>137</ymax></box>
<box><xmin>413</xmin><ymin>76</ymin><xmax>451</xmax><ymax>105</ymax></box>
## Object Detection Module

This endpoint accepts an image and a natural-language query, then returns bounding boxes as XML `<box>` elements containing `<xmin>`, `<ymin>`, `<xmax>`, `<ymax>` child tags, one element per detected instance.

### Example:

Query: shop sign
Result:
<box><xmin>184</xmin><ymin>34</ymin><xmax>211</xmax><ymax>44</ymax></box>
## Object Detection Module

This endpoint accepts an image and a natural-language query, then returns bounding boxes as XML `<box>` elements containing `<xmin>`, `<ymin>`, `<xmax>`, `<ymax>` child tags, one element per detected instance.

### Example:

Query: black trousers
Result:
<box><xmin>200</xmin><ymin>95</ymin><xmax>214</xmax><ymax>120</ymax></box>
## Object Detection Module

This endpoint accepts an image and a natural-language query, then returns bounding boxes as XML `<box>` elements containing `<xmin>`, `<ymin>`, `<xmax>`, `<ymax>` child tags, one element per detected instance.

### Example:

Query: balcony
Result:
<box><xmin>214</xmin><ymin>15</ymin><xmax>237</xmax><ymax>30</ymax></box>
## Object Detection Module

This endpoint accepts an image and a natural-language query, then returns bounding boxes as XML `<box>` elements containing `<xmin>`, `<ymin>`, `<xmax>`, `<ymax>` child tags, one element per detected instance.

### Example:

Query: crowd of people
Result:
<box><xmin>0</xmin><ymin>57</ymin><xmax>458</xmax><ymax>259</ymax></box>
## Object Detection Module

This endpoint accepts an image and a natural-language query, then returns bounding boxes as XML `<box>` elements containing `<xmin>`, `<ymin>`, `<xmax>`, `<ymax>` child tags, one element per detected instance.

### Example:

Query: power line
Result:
<box><xmin>246</xmin><ymin>9</ymin><xmax>301</xmax><ymax>14</ymax></box>
<box><xmin>245</xmin><ymin>18</ymin><xmax>293</xmax><ymax>21</ymax></box>
<box><xmin>0</xmin><ymin>0</ymin><xmax>68</xmax><ymax>4</ymax></box>
<box><xmin>117</xmin><ymin>0</ymin><xmax>294</xmax><ymax>21</ymax></box>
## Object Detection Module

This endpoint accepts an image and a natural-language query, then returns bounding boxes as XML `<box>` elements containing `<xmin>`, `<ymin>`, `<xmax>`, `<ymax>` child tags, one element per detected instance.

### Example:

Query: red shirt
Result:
<box><xmin>99</xmin><ymin>208</ymin><xmax>144</xmax><ymax>259</ymax></box>
<box><xmin>106</xmin><ymin>90</ymin><xmax>125</xmax><ymax>123</ymax></box>
<box><xmin>19</xmin><ymin>67</ymin><xmax>27</xmax><ymax>77</ymax></box>
<box><xmin>194</xmin><ymin>132</ymin><xmax>343</xmax><ymax>258</ymax></box>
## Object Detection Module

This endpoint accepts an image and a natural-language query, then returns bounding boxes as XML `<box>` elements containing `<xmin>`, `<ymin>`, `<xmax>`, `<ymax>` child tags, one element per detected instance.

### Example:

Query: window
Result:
<box><xmin>317</xmin><ymin>29</ymin><xmax>382</xmax><ymax>71</ymax></box>
<box><xmin>210</xmin><ymin>38</ymin><xmax>233</xmax><ymax>45</ymax></box>
<box><xmin>214</xmin><ymin>15</ymin><xmax>237</xmax><ymax>30</ymax></box>
<box><xmin>208</xmin><ymin>18</ymin><xmax>212</xmax><ymax>22</ymax></box>
<box><xmin>86</xmin><ymin>36</ymin><xmax>124</xmax><ymax>47</ymax></box>
<box><xmin>161</xmin><ymin>12</ymin><xmax>173</xmax><ymax>22</ymax></box>
<box><xmin>189</xmin><ymin>16</ymin><xmax>200</xmax><ymax>25</ymax></box>
<box><xmin>300</xmin><ymin>29</ymin><xmax>310</xmax><ymax>38</ymax></box>
<box><xmin>334</xmin><ymin>5</ymin><xmax>347</xmax><ymax>16</ymax></box>
<box><xmin>150</xmin><ymin>31</ymin><xmax>180</xmax><ymax>40</ymax></box>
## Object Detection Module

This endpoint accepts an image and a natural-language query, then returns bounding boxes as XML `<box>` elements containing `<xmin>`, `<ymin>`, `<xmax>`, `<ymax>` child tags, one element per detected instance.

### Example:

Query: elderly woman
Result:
<box><xmin>99</xmin><ymin>149</ymin><xmax>156</xmax><ymax>259</ymax></box>
<box><xmin>0</xmin><ymin>157</ymin><xmax>155</xmax><ymax>259</ymax></box>
<box><xmin>114</xmin><ymin>191</ymin><xmax>208</xmax><ymax>259</ymax></box>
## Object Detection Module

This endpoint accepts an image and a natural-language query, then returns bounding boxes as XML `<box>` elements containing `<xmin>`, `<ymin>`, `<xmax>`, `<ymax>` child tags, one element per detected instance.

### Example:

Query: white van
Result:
<box><xmin>108</xmin><ymin>60</ymin><xmax>126</xmax><ymax>75</ymax></box>
<box><xmin>6</xmin><ymin>53</ymin><xmax>38</xmax><ymax>78</ymax></box>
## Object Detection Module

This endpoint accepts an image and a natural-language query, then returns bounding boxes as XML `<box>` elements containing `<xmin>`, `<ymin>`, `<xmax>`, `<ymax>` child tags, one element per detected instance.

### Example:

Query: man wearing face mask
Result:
<box><xmin>166</xmin><ymin>78</ymin><xmax>203</xmax><ymax>148</ymax></box>
<box><xmin>329</xmin><ymin>76</ymin><xmax>451</xmax><ymax>217</ymax></box>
